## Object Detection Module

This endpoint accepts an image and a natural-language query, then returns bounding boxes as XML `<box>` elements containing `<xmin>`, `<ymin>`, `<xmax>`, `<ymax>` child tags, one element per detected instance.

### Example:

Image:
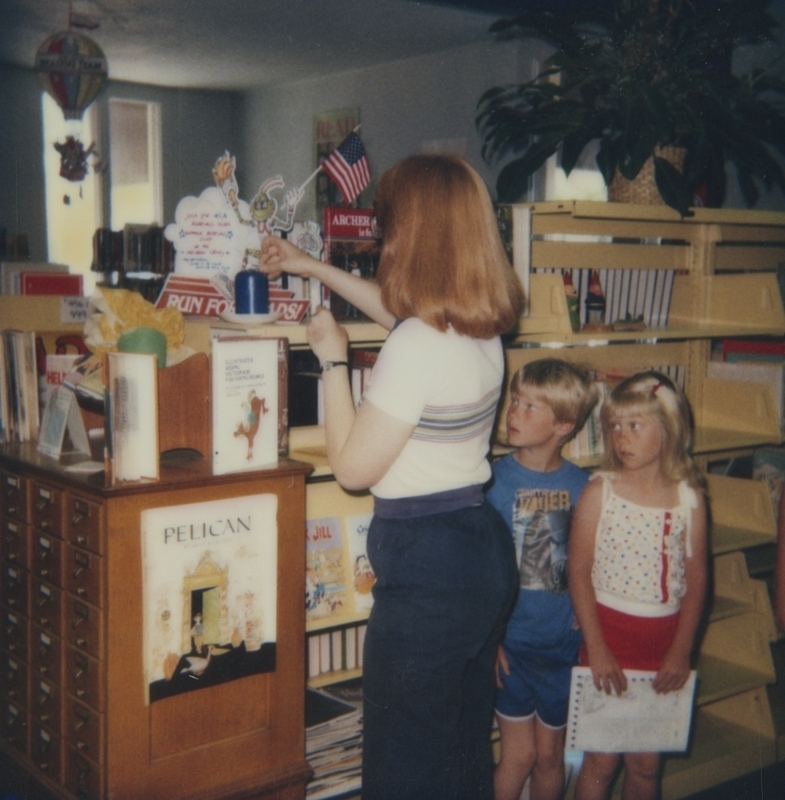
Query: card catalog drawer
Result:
<box><xmin>2</xmin><ymin>651</ymin><xmax>29</xmax><ymax>705</ymax></box>
<box><xmin>33</xmin><ymin>675</ymin><xmax>62</xmax><ymax>731</ymax></box>
<box><xmin>32</xmin><ymin>578</ymin><xmax>63</xmax><ymax>636</ymax></box>
<box><xmin>67</xmin><ymin>598</ymin><xmax>102</xmax><ymax>659</ymax></box>
<box><xmin>31</xmin><ymin>723</ymin><xmax>62</xmax><ymax>783</ymax></box>
<box><xmin>1</xmin><ymin>517</ymin><xmax>29</xmax><ymax>569</ymax></box>
<box><xmin>1</xmin><ymin>607</ymin><xmax>29</xmax><ymax>659</ymax></box>
<box><xmin>30</xmin><ymin>625</ymin><xmax>62</xmax><ymax>682</ymax></box>
<box><xmin>66</xmin><ymin>747</ymin><xmax>101</xmax><ymax>800</ymax></box>
<box><xmin>67</xmin><ymin>495</ymin><xmax>103</xmax><ymax>555</ymax></box>
<box><xmin>66</xmin><ymin>546</ymin><xmax>103</xmax><ymax>607</ymax></box>
<box><xmin>32</xmin><ymin>531</ymin><xmax>64</xmax><ymax>587</ymax></box>
<box><xmin>67</xmin><ymin>699</ymin><xmax>102</xmax><ymax>762</ymax></box>
<box><xmin>31</xmin><ymin>482</ymin><xmax>64</xmax><ymax>537</ymax></box>
<box><xmin>1</xmin><ymin>561</ymin><xmax>29</xmax><ymax>615</ymax></box>
<box><xmin>1</xmin><ymin>697</ymin><xmax>28</xmax><ymax>755</ymax></box>
<box><xmin>1</xmin><ymin>472</ymin><xmax>29</xmax><ymax>523</ymax></box>
<box><xmin>66</xmin><ymin>647</ymin><xmax>104</xmax><ymax>713</ymax></box>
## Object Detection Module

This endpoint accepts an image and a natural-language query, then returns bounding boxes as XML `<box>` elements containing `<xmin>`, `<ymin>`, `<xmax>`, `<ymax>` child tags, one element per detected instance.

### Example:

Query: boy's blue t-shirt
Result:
<box><xmin>487</xmin><ymin>453</ymin><xmax>589</xmax><ymax>651</ymax></box>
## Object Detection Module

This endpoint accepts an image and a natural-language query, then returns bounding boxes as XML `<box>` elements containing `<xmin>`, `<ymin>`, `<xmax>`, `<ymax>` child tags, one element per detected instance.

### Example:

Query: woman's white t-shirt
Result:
<box><xmin>363</xmin><ymin>317</ymin><xmax>504</xmax><ymax>500</ymax></box>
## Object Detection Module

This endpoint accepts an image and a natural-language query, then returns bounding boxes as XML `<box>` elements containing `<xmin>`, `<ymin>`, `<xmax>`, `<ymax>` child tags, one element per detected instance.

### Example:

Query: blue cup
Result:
<box><xmin>234</xmin><ymin>270</ymin><xmax>269</xmax><ymax>314</ymax></box>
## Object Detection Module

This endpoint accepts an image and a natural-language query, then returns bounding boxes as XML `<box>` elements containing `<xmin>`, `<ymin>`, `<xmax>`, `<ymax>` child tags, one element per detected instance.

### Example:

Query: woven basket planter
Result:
<box><xmin>607</xmin><ymin>146</ymin><xmax>686</xmax><ymax>205</ymax></box>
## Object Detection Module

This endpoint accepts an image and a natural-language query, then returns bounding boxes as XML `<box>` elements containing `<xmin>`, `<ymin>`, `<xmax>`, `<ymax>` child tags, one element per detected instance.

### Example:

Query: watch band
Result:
<box><xmin>321</xmin><ymin>360</ymin><xmax>349</xmax><ymax>372</ymax></box>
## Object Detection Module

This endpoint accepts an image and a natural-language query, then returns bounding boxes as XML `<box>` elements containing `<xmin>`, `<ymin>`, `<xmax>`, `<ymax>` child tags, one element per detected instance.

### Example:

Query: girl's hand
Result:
<box><xmin>495</xmin><ymin>644</ymin><xmax>510</xmax><ymax>689</ymax></box>
<box><xmin>652</xmin><ymin>648</ymin><xmax>691</xmax><ymax>694</ymax></box>
<box><xmin>260</xmin><ymin>236</ymin><xmax>317</xmax><ymax>280</ymax></box>
<box><xmin>588</xmin><ymin>644</ymin><xmax>627</xmax><ymax>696</ymax></box>
<box><xmin>307</xmin><ymin>307</ymin><xmax>349</xmax><ymax>364</ymax></box>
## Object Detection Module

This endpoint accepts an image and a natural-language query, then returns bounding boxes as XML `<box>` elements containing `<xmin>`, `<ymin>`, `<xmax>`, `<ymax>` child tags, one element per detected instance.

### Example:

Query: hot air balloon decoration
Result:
<box><xmin>35</xmin><ymin>28</ymin><xmax>107</xmax><ymax>181</ymax></box>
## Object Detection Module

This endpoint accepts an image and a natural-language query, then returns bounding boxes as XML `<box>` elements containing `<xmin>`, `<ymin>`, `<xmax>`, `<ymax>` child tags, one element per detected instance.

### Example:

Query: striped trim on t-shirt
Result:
<box><xmin>411</xmin><ymin>386</ymin><xmax>501</xmax><ymax>443</ymax></box>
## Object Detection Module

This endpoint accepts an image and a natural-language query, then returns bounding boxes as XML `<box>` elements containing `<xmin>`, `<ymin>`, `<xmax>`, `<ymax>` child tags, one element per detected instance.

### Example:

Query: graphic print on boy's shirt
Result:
<box><xmin>513</xmin><ymin>489</ymin><xmax>572</xmax><ymax>593</ymax></box>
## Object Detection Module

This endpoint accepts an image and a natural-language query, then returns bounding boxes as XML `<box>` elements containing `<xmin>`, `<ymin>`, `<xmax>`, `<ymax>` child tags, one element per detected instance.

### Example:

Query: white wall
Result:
<box><xmin>237</xmin><ymin>38</ymin><xmax>542</xmax><ymax>221</ymax></box>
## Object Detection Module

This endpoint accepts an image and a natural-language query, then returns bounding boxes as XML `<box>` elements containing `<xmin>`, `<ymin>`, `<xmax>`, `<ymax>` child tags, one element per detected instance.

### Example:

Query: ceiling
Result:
<box><xmin>0</xmin><ymin>0</ymin><xmax>544</xmax><ymax>91</ymax></box>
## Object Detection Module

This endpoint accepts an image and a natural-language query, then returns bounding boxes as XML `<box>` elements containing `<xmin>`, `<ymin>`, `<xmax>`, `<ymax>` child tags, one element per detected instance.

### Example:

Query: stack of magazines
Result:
<box><xmin>306</xmin><ymin>679</ymin><xmax>363</xmax><ymax>800</ymax></box>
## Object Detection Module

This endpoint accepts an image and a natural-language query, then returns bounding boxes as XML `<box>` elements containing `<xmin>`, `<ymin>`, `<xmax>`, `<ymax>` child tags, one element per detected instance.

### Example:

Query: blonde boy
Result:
<box><xmin>487</xmin><ymin>358</ymin><xmax>598</xmax><ymax>800</ymax></box>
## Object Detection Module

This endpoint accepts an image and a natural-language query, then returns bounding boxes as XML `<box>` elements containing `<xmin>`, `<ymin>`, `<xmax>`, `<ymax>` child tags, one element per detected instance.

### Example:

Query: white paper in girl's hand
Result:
<box><xmin>566</xmin><ymin>667</ymin><xmax>697</xmax><ymax>753</ymax></box>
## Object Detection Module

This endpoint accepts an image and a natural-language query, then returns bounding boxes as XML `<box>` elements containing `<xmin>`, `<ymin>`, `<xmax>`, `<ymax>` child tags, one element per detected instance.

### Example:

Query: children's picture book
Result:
<box><xmin>211</xmin><ymin>335</ymin><xmax>282</xmax><ymax>474</ymax></box>
<box><xmin>567</xmin><ymin>667</ymin><xmax>697</xmax><ymax>753</ymax></box>
<box><xmin>345</xmin><ymin>513</ymin><xmax>375</xmax><ymax>614</ymax></box>
<box><xmin>322</xmin><ymin>207</ymin><xmax>380</xmax><ymax>321</ymax></box>
<box><xmin>105</xmin><ymin>351</ymin><xmax>159</xmax><ymax>483</ymax></box>
<box><xmin>306</xmin><ymin>516</ymin><xmax>350</xmax><ymax>621</ymax></box>
<box><xmin>141</xmin><ymin>493</ymin><xmax>278</xmax><ymax>704</ymax></box>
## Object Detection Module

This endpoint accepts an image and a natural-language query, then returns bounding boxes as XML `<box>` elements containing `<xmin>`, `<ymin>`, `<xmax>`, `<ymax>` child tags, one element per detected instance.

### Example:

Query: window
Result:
<box><xmin>42</xmin><ymin>92</ymin><xmax>100</xmax><ymax>293</ymax></box>
<box><xmin>42</xmin><ymin>95</ymin><xmax>163</xmax><ymax>293</ymax></box>
<box><xmin>109</xmin><ymin>99</ymin><xmax>162</xmax><ymax>230</ymax></box>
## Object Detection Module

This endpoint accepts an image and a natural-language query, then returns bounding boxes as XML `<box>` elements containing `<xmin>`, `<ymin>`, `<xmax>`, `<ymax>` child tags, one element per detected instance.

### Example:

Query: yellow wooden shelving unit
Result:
<box><xmin>6</xmin><ymin>202</ymin><xmax>785</xmax><ymax>799</ymax></box>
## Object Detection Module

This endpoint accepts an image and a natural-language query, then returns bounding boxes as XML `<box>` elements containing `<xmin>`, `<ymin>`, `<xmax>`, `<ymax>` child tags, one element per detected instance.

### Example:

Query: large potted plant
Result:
<box><xmin>477</xmin><ymin>0</ymin><xmax>785</xmax><ymax>215</ymax></box>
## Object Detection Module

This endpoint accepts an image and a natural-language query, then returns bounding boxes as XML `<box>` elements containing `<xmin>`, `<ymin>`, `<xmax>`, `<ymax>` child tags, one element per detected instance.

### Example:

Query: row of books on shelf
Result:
<box><xmin>539</xmin><ymin>267</ymin><xmax>677</xmax><ymax>332</ymax></box>
<box><xmin>308</xmin><ymin>623</ymin><xmax>368</xmax><ymax>680</ymax></box>
<box><xmin>0</xmin><ymin>330</ymin><xmax>39</xmax><ymax>445</ymax></box>
<box><xmin>291</xmin><ymin>348</ymin><xmax>378</xmax><ymax>428</ymax></box>
<box><xmin>0</xmin><ymin>261</ymin><xmax>83</xmax><ymax>295</ymax></box>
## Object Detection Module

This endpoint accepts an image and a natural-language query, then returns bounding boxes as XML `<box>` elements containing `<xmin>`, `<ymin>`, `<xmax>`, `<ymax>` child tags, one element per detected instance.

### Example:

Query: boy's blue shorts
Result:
<box><xmin>494</xmin><ymin>638</ymin><xmax>580</xmax><ymax>729</ymax></box>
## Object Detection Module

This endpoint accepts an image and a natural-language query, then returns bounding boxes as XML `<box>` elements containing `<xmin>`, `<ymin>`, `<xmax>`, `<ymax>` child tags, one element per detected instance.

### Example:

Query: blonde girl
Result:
<box><xmin>569</xmin><ymin>371</ymin><xmax>708</xmax><ymax>800</ymax></box>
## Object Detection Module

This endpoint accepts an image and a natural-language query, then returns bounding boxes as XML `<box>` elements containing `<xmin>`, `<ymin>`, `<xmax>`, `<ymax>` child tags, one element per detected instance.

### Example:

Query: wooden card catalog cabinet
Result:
<box><xmin>0</xmin><ymin>447</ymin><xmax>312</xmax><ymax>800</ymax></box>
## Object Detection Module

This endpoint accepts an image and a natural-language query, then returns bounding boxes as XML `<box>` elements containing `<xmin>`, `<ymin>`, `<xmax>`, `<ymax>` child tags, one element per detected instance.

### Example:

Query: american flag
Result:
<box><xmin>321</xmin><ymin>131</ymin><xmax>371</xmax><ymax>205</ymax></box>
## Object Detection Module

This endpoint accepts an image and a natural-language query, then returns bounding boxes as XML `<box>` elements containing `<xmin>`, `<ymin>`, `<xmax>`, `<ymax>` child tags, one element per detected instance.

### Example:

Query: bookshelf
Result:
<box><xmin>282</xmin><ymin>202</ymin><xmax>785</xmax><ymax>799</ymax></box>
<box><xmin>4</xmin><ymin>202</ymin><xmax>785</xmax><ymax>799</ymax></box>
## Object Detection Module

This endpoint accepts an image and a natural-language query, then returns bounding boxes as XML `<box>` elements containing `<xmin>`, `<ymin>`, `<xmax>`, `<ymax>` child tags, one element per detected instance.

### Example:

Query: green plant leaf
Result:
<box><xmin>595</xmin><ymin>138</ymin><xmax>617</xmax><ymax>186</ymax></box>
<box><xmin>654</xmin><ymin>156</ymin><xmax>692</xmax><ymax>217</ymax></box>
<box><xmin>478</xmin><ymin>0</ymin><xmax>785</xmax><ymax>209</ymax></box>
<box><xmin>496</xmin><ymin>139</ymin><xmax>560</xmax><ymax>202</ymax></box>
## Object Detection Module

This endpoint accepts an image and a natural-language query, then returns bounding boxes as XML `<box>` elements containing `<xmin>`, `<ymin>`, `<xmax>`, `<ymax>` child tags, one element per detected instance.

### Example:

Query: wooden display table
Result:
<box><xmin>0</xmin><ymin>444</ymin><xmax>312</xmax><ymax>800</ymax></box>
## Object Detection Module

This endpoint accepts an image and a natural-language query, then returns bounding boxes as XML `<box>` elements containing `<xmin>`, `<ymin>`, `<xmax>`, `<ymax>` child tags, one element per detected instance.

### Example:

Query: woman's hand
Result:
<box><xmin>307</xmin><ymin>307</ymin><xmax>349</xmax><ymax>364</ymax></box>
<box><xmin>260</xmin><ymin>236</ymin><xmax>318</xmax><ymax>280</ymax></box>
<box><xmin>587</xmin><ymin>643</ymin><xmax>627</xmax><ymax>696</ymax></box>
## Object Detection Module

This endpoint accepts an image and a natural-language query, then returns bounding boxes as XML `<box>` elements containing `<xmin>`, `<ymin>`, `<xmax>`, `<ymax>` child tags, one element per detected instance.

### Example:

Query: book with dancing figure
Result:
<box><xmin>211</xmin><ymin>335</ymin><xmax>286</xmax><ymax>474</ymax></box>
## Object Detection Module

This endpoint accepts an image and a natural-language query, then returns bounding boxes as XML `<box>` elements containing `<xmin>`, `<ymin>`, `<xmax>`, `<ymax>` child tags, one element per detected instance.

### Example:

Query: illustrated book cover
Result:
<box><xmin>211</xmin><ymin>335</ymin><xmax>282</xmax><ymax>474</ymax></box>
<box><xmin>345</xmin><ymin>513</ymin><xmax>375</xmax><ymax>614</ymax></box>
<box><xmin>306</xmin><ymin>516</ymin><xmax>351</xmax><ymax>621</ymax></box>
<box><xmin>141</xmin><ymin>493</ymin><xmax>278</xmax><ymax>703</ymax></box>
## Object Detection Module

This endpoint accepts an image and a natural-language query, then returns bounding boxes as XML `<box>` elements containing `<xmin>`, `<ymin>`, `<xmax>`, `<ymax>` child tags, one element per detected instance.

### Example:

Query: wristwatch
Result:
<box><xmin>321</xmin><ymin>360</ymin><xmax>349</xmax><ymax>372</ymax></box>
